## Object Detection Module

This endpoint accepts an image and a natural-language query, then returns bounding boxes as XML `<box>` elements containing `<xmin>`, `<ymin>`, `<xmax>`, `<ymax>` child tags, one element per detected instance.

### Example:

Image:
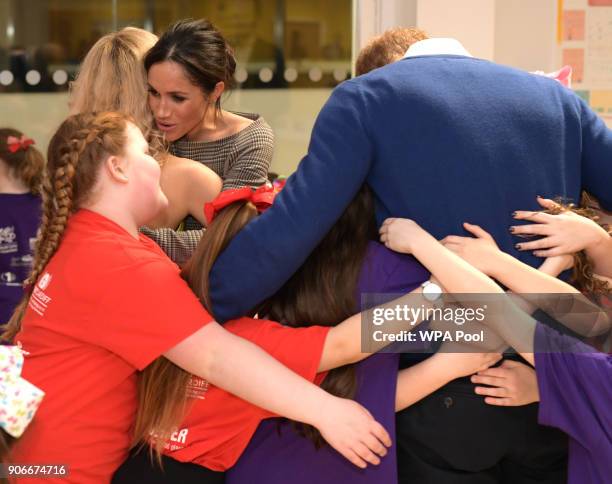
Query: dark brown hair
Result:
<box><xmin>181</xmin><ymin>185</ymin><xmax>377</xmax><ymax>447</ymax></box>
<box><xmin>3</xmin><ymin>112</ymin><xmax>129</xmax><ymax>343</ymax></box>
<box><xmin>355</xmin><ymin>27</ymin><xmax>428</xmax><ymax>76</ymax></box>
<box><xmin>0</xmin><ymin>129</ymin><xmax>45</xmax><ymax>195</ymax></box>
<box><xmin>145</xmin><ymin>19</ymin><xmax>236</xmax><ymax>116</ymax></box>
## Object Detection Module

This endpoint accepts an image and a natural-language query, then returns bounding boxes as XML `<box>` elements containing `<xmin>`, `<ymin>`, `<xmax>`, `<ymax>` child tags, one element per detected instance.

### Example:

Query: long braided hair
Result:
<box><xmin>3</xmin><ymin>112</ymin><xmax>129</xmax><ymax>341</ymax></box>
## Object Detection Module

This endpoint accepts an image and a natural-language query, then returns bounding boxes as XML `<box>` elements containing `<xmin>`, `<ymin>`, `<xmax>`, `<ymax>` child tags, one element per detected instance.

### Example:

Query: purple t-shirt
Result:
<box><xmin>534</xmin><ymin>323</ymin><xmax>611</xmax><ymax>484</ymax></box>
<box><xmin>0</xmin><ymin>193</ymin><xmax>41</xmax><ymax>324</ymax></box>
<box><xmin>227</xmin><ymin>241</ymin><xmax>429</xmax><ymax>484</ymax></box>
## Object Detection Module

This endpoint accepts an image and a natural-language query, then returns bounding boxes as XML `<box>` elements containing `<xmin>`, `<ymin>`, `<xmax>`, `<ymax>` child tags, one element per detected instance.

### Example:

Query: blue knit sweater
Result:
<box><xmin>210</xmin><ymin>55</ymin><xmax>612</xmax><ymax>321</ymax></box>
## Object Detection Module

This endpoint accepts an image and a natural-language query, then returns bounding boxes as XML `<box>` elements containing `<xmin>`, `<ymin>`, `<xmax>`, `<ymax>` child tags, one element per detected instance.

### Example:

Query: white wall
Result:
<box><xmin>0</xmin><ymin>89</ymin><xmax>331</xmax><ymax>176</ymax></box>
<box><xmin>494</xmin><ymin>0</ymin><xmax>558</xmax><ymax>72</ymax></box>
<box><xmin>416</xmin><ymin>0</ymin><xmax>496</xmax><ymax>60</ymax></box>
<box><xmin>355</xmin><ymin>0</ymin><xmax>559</xmax><ymax>70</ymax></box>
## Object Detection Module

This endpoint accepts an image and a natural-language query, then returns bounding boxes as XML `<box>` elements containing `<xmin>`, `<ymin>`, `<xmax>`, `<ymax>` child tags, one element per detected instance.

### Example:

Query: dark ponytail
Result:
<box><xmin>145</xmin><ymin>19</ymin><xmax>236</xmax><ymax>116</ymax></box>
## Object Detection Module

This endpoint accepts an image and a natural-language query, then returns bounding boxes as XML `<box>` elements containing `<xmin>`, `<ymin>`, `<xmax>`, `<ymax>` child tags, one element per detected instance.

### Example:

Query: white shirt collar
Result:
<box><xmin>403</xmin><ymin>38</ymin><xmax>472</xmax><ymax>58</ymax></box>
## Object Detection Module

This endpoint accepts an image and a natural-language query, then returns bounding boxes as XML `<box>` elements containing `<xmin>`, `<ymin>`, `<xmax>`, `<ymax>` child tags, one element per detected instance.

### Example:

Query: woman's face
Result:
<box><xmin>147</xmin><ymin>61</ymin><xmax>209</xmax><ymax>142</ymax></box>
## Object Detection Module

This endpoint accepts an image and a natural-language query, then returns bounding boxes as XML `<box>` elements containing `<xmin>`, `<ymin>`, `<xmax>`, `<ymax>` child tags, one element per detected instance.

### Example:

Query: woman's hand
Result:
<box><xmin>440</xmin><ymin>223</ymin><xmax>504</xmax><ymax>277</ymax></box>
<box><xmin>315</xmin><ymin>396</ymin><xmax>392</xmax><ymax>468</ymax></box>
<box><xmin>379</xmin><ymin>218</ymin><xmax>429</xmax><ymax>254</ymax></box>
<box><xmin>471</xmin><ymin>359</ymin><xmax>539</xmax><ymax>406</ymax></box>
<box><xmin>511</xmin><ymin>197</ymin><xmax>609</xmax><ymax>257</ymax></box>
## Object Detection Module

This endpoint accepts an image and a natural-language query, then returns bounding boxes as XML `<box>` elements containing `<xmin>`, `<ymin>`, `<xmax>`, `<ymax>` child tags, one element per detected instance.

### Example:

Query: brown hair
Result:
<box><xmin>355</xmin><ymin>27</ymin><xmax>429</xmax><ymax>76</ymax></box>
<box><xmin>3</xmin><ymin>112</ymin><xmax>129</xmax><ymax>342</ymax></box>
<box><xmin>144</xmin><ymin>18</ymin><xmax>236</xmax><ymax>117</ymax></box>
<box><xmin>133</xmin><ymin>200</ymin><xmax>254</xmax><ymax>461</ymax></box>
<box><xmin>545</xmin><ymin>193</ymin><xmax>611</xmax><ymax>298</ymax></box>
<box><xmin>69</xmin><ymin>28</ymin><xmax>166</xmax><ymax>160</ymax></box>
<box><xmin>0</xmin><ymin>129</ymin><xmax>45</xmax><ymax>195</ymax></box>
<box><xmin>180</xmin><ymin>185</ymin><xmax>377</xmax><ymax>448</ymax></box>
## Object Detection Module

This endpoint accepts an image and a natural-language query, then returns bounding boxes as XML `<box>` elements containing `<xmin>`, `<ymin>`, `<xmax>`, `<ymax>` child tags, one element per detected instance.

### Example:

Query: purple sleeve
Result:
<box><xmin>357</xmin><ymin>242</ymin><xmax>430</xmax><ymax>298</ymax></box>
<box><xmin>534</xmin><ymin>323</ymin><xmax>612</xmax><ymax>453</ymax></box>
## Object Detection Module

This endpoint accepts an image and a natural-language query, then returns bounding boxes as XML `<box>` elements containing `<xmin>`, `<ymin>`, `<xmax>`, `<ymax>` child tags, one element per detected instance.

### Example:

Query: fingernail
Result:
<box><xmin>512</xmin><ymin>211</ymin><xmax>517</xmax><ymax>217</ymax></box>
<box><xmin>536</xmin><ymin>195</ymin><xmax>543</xmax><ymax>199</ymax></box>
<box><xmin>515</xmin><ymin>243</ymin><xmax>521</xmax><ymax>250</ymax></box>
<box><xmin>509</xmin><ymin>226</ymin><xmax>515</xmax><ymax>233</ymax></box>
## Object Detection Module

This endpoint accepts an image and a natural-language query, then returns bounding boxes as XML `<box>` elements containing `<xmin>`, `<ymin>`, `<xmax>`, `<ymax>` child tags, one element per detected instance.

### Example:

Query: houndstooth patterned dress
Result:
<box><xmin>141</xmin><ymin>112</ymin><xmax>274</xmax><ymax>263</ymax></box>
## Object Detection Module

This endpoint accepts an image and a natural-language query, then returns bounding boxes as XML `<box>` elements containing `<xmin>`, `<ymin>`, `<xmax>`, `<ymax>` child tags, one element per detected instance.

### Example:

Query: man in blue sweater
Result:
<box><xmin>210</xmin><ymin>37</ymin><xmax>611</xmax><ymax>482</ymax></box>
<box><xmin>210</xmin><ymin>38</ymin><xmax>612</xmax><ymax>320</ymax></box>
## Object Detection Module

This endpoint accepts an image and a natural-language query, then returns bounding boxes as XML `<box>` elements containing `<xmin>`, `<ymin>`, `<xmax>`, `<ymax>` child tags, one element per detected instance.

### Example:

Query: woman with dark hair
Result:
<box><xmin>144</xmin><ymin>19</ymin><xmax>273</xmax><ymax>229</ymax></box>
<box><xmin>142</xmin><ymin>18</ymin><xmax>274</xmax><ymax>262</ymax></box>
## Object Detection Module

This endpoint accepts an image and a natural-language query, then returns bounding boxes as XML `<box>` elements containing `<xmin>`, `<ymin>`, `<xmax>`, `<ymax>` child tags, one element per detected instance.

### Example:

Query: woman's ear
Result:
<box><xmin>104</xmin><ymin>155</ymin><xmax>129</xmax><ymax>184</ymax></box>
<box><xmin>210</xmin><ymin>81</ymin><xmax>225</xmax><ymax>104</ymax></box>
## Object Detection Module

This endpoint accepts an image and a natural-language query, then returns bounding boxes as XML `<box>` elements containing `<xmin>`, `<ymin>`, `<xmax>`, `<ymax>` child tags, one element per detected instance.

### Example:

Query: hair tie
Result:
<box><xmin>204</xmin><ymin>185</ymin><xmax>276</xmax><ymax>224</ymax></box>
<box><xmin>6</xmin><ymin>135</ymin><xmax>35</xmax><ymax>154</ymax></box>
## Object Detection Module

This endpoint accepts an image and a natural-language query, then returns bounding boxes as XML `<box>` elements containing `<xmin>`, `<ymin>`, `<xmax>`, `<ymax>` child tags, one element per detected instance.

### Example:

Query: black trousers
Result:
<box><xmin>112</xmin><ymin>448</ymin><xmax>225</xmax><ymax>484</ymax></box>
<box><xmin>396</xmin><ymin>380</ymin><xmax>568</xmax><ymax>484</ymax></box>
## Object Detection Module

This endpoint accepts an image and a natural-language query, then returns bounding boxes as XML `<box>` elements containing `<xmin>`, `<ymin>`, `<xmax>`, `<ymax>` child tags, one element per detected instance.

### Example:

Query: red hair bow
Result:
<box><xmin>204</xmin><ymin>185</ymin><xmax>276</xmax><ymax>224</ymax></box>
<box><xmin>6</xmin><ymin>135</ymin><xmax>35</xmax><ymax>153</ymax></box>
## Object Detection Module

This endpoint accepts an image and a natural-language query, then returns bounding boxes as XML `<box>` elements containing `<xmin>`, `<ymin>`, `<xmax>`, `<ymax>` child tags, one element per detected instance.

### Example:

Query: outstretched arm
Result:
<box><xmin>320</xmin><ymin>219</ymin><xmax>506</xmax><ymax>372</ymax></box>
<box><xmin>209</xmin><ymin>81</ymin><xmax>373</xmax><ymax>321</ymax></box>
<box><xmin>165</xmin><ymin>321</ymin><xmax>391</xmax><ymax>468</ymax></box>
<box><xmin>442</xmin><ymin>222</ymin><xmax>609</xmax><ymax>337</ymax></box>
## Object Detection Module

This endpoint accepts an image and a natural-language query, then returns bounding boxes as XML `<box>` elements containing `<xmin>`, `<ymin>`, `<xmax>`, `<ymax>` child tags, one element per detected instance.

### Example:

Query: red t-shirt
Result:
<box><xmin>11</xmin><ymin>210</ymin><xmax>213</xmax><ymax>483</ymax></box>
<box><xmin>162</xmin><ymin>317</ymin><xmax>330</xmax><ymax>471</ymax></box>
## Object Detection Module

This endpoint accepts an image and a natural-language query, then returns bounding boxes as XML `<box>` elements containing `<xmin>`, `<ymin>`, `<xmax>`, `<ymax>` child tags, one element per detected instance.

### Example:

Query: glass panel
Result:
<box><xmin>0</xmin><ymin>0</ymin><xmax>354</xmax><ymax>175</ymax></box>
<box><xmin>0</xmin><ymin>0</ymin><xmax>115</xmax><ymax>93</ymax></box>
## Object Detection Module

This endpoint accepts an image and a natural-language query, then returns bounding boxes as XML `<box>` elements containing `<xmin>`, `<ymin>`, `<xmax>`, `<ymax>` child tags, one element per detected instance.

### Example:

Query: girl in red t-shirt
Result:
<box><xmin>4</xmin><ymin>112</ymin><xmax>392</xmax><ymax>483</ymax></box>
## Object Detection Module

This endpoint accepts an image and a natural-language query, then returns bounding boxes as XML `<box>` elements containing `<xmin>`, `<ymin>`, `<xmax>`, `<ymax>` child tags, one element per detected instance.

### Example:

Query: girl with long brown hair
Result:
<box><xmin>5</xmin><ymin>112</ymin><xmax>394</xmax><ymax>483</ymax></box>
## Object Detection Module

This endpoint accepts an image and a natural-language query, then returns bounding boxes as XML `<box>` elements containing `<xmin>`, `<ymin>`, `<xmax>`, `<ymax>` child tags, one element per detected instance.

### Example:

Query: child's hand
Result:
<box><xmin>433</xmin><ymin>342</ymin><xmax>502</xmax><ymax>380</ymax></box>
<box><xmin>440</xmin><ymin>223</ymin><xmax>503</xmax><ymax>276</ymax></box>
<box><xmin>538</xmin><ymin>254</ymin><xmax>574</xmax><ymax>276</ymax></box>
<box><xmin>512</xmin><ymin>197</ymin><xmax>609</xmax><ymax>257</ymax></box>
<box><xmin>379</xmin><ymin>218</ymin><xmax>428</xmax><ymax>254</ymax></box>
<box><xmin>316</xmin><ymin>396</ymin><xmax>391</xmax><ymax>468</ymax></box>
<box><xmin>471</xmin><ymin>360</ymin><xmax>539</xmax><ymax>406</ymax></box>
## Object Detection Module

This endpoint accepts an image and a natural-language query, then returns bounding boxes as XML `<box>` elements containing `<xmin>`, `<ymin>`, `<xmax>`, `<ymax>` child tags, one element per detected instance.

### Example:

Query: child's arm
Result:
<box><xmin>165</xmin><ymin>321</ymin><xmax>390</xmax><ymax>468</ymax></box>
<box><xmin>442</xmin><ymin>223</ymin><xmax>580</xmax><ymax>295</ymax></box>
<box><xmin>320</xmin><ymin>218</ymin><xmax>505</xmax><ymax>372</ymax></box>
<box><xmin>512</xmin><ymin>196</ymin><xmax>612</xmax><ymax>278</ymax></box>
<box><xmin>395</xmin><ymin>347</ymin><xmax>501</xmax><ymax>411</ymax></box>
<box><xmin>442</xmin><ymin>223</ymin><xmax>609</xmax><ymax>337</ymax></box>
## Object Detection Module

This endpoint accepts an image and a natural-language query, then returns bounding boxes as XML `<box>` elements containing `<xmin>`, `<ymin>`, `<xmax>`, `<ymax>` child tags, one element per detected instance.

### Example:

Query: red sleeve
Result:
<box><xmin>224</xmin><ymin>318</ymin><xmax>331</xmax><ymax>415</ymax></box>
<box><xmin>90</xmin><ymin>257</ymin><xmax>213</xmax><ymax>370</ymax></box>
